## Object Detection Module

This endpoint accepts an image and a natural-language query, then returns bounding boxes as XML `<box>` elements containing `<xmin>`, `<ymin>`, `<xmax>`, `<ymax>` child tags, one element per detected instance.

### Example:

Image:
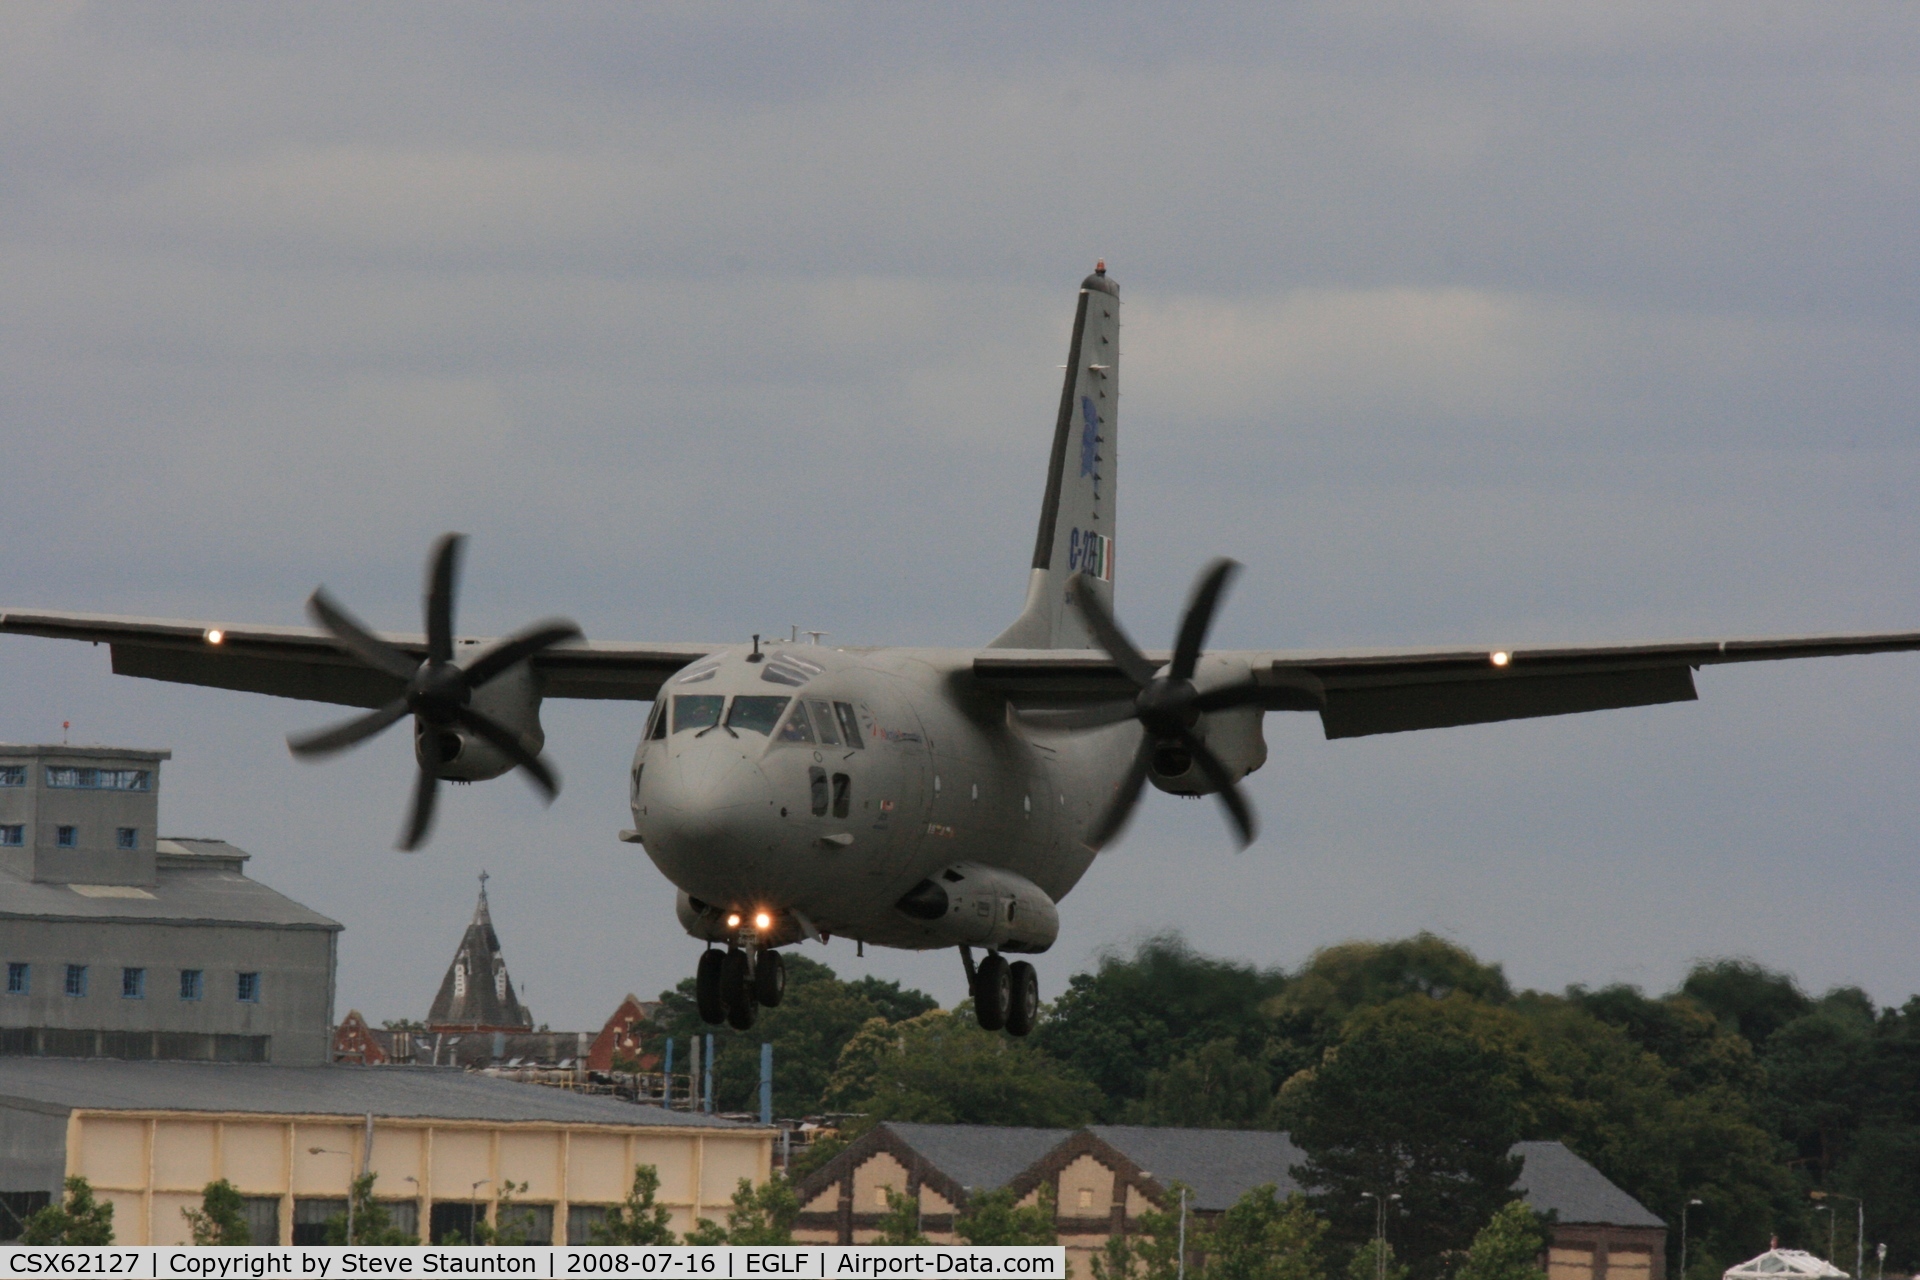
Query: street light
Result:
<box><xmin>1810</xmin><ymin>1191</ymin><xmax>1863</xmax><ymax>1280</ymax></box>
<box><xmin>1814</xmin><ymin>1205</ymin><xmax>1836</xmax><ymax>1267</ymax></box>
<box><xmin>470</xmin><ymin>1179</ymin><xmax>492</xmax><ymax>1245</ymax></box>
<box><xmin>1876</xmin><ymin>1243</ymin><xmax>1886</xmax><ymax>1280</ymax></box>
<box><xmin>307</xmin><ymin>1147</ymin><xmax>355</xmax><ymax>1242</ymax></box>
<box><xmin>1680</xmin><ymin>1198</ymin><xmax>1704</xmax><ymax>1280</ymax></box>
<box><xmin>1360</xmin><ymin>1192</ymin><xmax>1402</xmax><ymax>1280</ymax></box>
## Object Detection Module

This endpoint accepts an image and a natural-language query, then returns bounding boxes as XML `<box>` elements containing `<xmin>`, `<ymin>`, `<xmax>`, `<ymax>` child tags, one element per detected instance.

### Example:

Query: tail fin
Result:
<box><xmin>989</xmin><ymin>263</ymin><xmax>1119</xmax><ymax>649</ymax></box>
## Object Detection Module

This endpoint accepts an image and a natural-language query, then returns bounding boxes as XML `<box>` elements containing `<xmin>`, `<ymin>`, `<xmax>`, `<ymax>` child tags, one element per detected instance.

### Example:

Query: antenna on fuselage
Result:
<box><xmin>748</xmin><ymin>634</ymin><xmax>763</xmax><ymax>663</ymax></box>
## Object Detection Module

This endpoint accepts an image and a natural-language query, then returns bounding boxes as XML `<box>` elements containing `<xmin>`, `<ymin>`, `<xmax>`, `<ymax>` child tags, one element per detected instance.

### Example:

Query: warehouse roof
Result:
<box><xmin>1090</xmin><ymin>1125</ymin><xmax>1310</xmax><ymax>1211</ymax></box>
<box><xmin>882</xmin><ymin>1123</ymin><xmax>1072</xmax><ymax>1192</ymax></box>
<box><xmin>0</xmin><ymin>1059</ymin><xmax>750</xmax><ymax>1129</ymax></box>
<box><xmin>0</xmin><ymin>839</ymin><xmax>340</xmax><ymax>930</ymax></box>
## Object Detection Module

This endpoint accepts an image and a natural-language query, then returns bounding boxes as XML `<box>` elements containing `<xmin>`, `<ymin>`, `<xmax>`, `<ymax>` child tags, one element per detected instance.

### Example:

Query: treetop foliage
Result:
<box><xmin>21</xmin><ymin>1178</ymin><xmax>114</xmax><ymax>1245</ymax></box>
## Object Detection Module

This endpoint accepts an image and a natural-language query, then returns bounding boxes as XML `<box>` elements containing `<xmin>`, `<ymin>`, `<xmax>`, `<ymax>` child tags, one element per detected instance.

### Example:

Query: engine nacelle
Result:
<box><xmin>893</xmin><ymin>861</ymin><xmax>1060</xmax><ymax>953</ymax></box>
<box><xmin>1149</xmin><ymin>656</ymin><xmax>1269</xmax><ymax>797</ymax></box>
<box><xmin>414</xmin><ymin>661</ymin><xmax>546</xmax><ymax>782</ymax></box>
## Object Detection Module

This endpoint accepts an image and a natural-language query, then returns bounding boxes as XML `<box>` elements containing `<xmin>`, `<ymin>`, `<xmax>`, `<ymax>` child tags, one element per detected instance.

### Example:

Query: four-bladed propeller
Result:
<box><xmin>287</xmin><ymin>534</ymin><xmax>582</xmax><ymax>851</ymax></box>
<box><xmin>1038</xmin><ymin>558</ymin><xmax>1267</xmax><ymax>851</ymax></box>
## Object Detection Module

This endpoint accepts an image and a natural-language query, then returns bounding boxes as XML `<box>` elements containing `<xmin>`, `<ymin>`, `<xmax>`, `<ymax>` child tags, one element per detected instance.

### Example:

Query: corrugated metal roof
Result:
<box><xmin>0</xmin><ymin>841</ymin><xmax>339</xmax><ymax>930</ymax></box>
<box><xmin>0</xmin><ymin>1059</ymin><xmax>752</xmax><ymax>1129</ymax></box>
<box><xmin>1513</xmin><ymin>1140</ymin><xmax>1664</xmax><ymax>1227</ymax></box>
<box><xmin>882</xmin><ymin>1123</ymin><xmax>1073</xmax><ymax>1192</ymax></box>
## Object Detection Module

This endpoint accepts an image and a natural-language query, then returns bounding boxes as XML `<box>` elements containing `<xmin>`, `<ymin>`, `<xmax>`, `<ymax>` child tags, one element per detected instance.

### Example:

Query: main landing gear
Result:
<box><xmin>963</xmin><ymin>945</ymin><xmax>1038</xmax><ymax>1037</ymax></box>
<box><xmin>696</xmin><ymin>945</ymin><xmax>785</xmax><ymax>1030</ymax></box>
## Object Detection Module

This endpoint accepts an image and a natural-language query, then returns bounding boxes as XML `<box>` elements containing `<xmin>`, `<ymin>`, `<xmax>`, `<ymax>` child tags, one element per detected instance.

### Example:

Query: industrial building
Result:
<box><xmin>0</xmin><ymin>744</ymin><xmax>340</xmax><ymax>1066</ymax></box>
<box><xmin>0</xmin><ymin>1058</ymin><xmax>768</xmax><ymax>1244</ymax></box>
<box><xmin>793</xmin><ymin>1122</ymin><xmax>1665</xmax><ymax>1279</ymax></box>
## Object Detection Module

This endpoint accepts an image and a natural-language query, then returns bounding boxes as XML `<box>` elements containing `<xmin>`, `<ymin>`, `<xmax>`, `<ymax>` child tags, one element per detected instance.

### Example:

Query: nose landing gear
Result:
<box><xmin>962</xmin><ymin>945</ymin><xmax>1038</xmax><ymax>1037</ymax></box>
<box><xmin>695</xmin><ymin>944</ymin><xmax>786</xmax><ymax>1031</ymax></box>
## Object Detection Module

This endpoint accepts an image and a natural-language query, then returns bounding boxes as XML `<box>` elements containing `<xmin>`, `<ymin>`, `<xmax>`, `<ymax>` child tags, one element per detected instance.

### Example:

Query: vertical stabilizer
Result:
<box><xmin>990</xmin><ymin>264</ymin><xmax>1120</xmax><ymax>649</ymax></box>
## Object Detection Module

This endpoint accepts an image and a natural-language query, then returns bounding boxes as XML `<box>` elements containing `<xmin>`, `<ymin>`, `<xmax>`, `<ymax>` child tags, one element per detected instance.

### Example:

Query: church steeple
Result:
<box><xmin>427</xmin><ymin>871</ymin><xmax>533</xmax><ymax>1032</ymax></box>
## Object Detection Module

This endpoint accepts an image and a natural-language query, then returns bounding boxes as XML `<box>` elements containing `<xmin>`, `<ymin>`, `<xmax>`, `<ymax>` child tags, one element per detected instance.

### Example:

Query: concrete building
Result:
<box><xmin>0</xmin><ymin>743</ymin><xmax>342</xmax><ymax>1066</ymax></box>
<box><xmin>793</xmin><ymin>1123</ymin><xmax>1665</xmax><ymax>1278</ymax></box>
<box><xmin>0</xmin><ymin>1058</ymin><xmax>768</xmax><ymax>1244</ymax></box>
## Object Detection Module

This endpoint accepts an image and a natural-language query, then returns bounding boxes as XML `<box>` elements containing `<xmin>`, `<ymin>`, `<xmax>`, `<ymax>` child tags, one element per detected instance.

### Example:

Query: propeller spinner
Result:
<box><xmin>1036</xmin><ymin>558</ymin><xmax>1266</xmax><ymax>851</ymax></box>
<box><xmin>287</xmin><ymin>533</ymin><xmax>581</xmax><ymax>850</ymax></box>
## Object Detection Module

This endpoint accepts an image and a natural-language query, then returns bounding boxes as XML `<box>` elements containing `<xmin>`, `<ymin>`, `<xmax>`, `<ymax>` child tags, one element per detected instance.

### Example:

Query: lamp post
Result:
<box><xmin>308</xmin><ymin>1147</ymin><xmax>355</xmax><ymax>1242</ymax></box>
<box><xmin>1876</xmin><ymin>1243</ymin><xmax>1885</xmax><ymax>1280</ymax></box>
<box><xmin>470</xmin><ymin>1179</ymin><xmax>492</xmax><ymax>1245</ymax></box>
<box><xmin>1810</xmin><ymin>1191</ymin><xmax>1863</xmax><ymax>1280</ymax></box>
<box><xmin>1680</xmin><ymin>1198</ymin><xmax>1703</xmax><ymax>1280</ymax></box>
<box><xmin>1176</xmin><ymin>1188</ymin><xmax>1188</xmax><ymax>1280</ymax></box>
<box><xmin>1814</xmin><ymin>1205</ymin><xmax>1836</xmax><ymax>1267</ymax></box>
<box><xmin>1360</xmin><ymin>1192</ymin><xmax>1402</xmax><ymax>1280</ymax></box>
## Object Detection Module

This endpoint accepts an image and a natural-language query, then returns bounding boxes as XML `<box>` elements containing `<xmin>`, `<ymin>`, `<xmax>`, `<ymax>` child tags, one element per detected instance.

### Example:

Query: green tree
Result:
<box><xmin>21</xmin><ymin>1178</ymin><xmax>114</xmax><ymax>1245</ymax></box>
<box><xmin>1128</xmin><ymin>1037</ymin><xmax>1276</xmax><ymax>1128</ymax></box>
<box><xmin>1283</xmin><ymin>996</ymin><xmax>1530</xmax><ymax>1280</ymax></box>
<box><xmin>1680</xmin><ymin>959</ymin><xmax>1810</xmax><ymax>1047</ymax></box>
<box><xmin>956</xmin><ymin>1186</ymin><xmax>1057</xmax><ymax>1246</ymax></box>
<box><xmin>1034</xmin><ymin>935</ymin><xmax>1287</xmax><ymax>1118</ymax></box>
<box><xmin>1347</xmin><ymin>1241</ymin><xmax>1409</xmax><ymax>1280</ymax></box>
<box><xmin>1089</xmin><ymin>1188</ymin><xmax>1189</xmax><ymax>1280</ymax></box>
<box><xmin>1207</xmin><ymin>1186</ymin><xmax>1328</xmax><ymax>1280</ymax></box>
<box><xmin>323</xmin><ymin>1173</ymin><xmax>419</xmax><ymax>1245</ymax></box>
<box><xmin>685</xmin><ymin>1178</ymin><xmax>798</xmax><ymax>1245</ymax></box>
<box><xmin>654</xmin><ymin>954</ymin><xmax>938</xmax><ymax>1116</ymax></box>
<box><xmin>591</xmin><ymin>1165</ymin><xmax>677</xmax><ymax>1245</ymax></box>
<box><xmin>182</xmin><ymin>1179</ymin><xmax>250</xmax><ymax>1245</ymax></box>
<box><xmin>828</xmin><ymin>1010</ymin><xmax>1101</xmax><ymax>1125</ymax></box>
<box><xmin>871</xmin><ymin>1188</ymin><xmax>928</xmax><ymax>1245</ymax></box>
<box><xmin>1453</xmin><ymin>1202</ymin><xmax>1547</xmax><ymax>1280</ymax></box>
<box><xmin>1268</xmin><ymin>934</ymin><xmax>1512</xmax><ymax>1049</ymax></box>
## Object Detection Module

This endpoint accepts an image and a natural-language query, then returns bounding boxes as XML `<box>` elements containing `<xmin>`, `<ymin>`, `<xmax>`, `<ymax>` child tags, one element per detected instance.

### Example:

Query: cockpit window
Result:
<box><xmin>776</xmin><ymin>701</ymin><xmax>816</xmax><ymax>744</ymax></box>
<box><xmin>834</xmin><ymin>702</ymin><xmax>865</xmax><ymax>749</ymax></box>
<box><xmin>672</xmin><ymin>695</ymin><xmax>725</xmax><ymax>733</ymax></box>
<box><xmin>645</xmin><ymin>700</ymin><xmax>667</xmax><ymax>740</ymax></box>
<box><xmin>808</xmin><ymin>700</ymin><xmax>840</xmax><ymax>746</ymax></box>
<box><xmin>726</xmin><ymin>696</ymin><xmax>790</xmax><ymax>736</ymax></box>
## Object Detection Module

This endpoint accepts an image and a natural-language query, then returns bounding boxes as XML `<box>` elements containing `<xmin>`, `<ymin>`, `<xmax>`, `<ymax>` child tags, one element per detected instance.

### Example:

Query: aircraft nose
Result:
<box><xmin>645</xmin><ymin>737</ymin><xmax>775</xmax><ymax>853</ymax></box>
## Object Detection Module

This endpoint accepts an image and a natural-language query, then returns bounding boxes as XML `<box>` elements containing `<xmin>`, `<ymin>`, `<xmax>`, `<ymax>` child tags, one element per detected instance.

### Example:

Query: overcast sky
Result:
<box><xmin>3</xmin><ymin>3</ymin><xmax>1918</xmax><ymax>1030</ymax></box>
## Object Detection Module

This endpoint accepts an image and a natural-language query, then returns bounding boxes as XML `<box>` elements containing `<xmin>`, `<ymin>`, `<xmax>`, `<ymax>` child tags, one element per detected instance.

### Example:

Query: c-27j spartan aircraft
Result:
<box><xmin>6</xmin><ymin>263</ymin><xmax>1917</xmax><ymax>1036</ymax></box>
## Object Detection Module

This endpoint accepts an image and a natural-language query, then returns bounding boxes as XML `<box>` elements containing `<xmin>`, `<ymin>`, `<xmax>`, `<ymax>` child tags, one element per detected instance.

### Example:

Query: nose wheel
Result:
<box><xmin>695</xmin><ymin>944</ymin><xmax>785</xmax><ymax>1031</ymax></box>
<box><xmin>963</xmin><ymin>946</ymin><xmax>1038</xmax><ymax>1037</ymax></box>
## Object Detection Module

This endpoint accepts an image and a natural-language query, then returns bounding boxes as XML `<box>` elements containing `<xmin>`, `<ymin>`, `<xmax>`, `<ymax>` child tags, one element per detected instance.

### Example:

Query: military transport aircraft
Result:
<box><xmin>6</xmin><ymin>263</ymin><xmax>1919</xmax><ymax>1037</ymax></box>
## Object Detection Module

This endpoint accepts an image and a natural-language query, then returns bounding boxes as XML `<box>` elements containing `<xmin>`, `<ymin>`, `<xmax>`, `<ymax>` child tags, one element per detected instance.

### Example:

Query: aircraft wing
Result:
<box><xmin>973</xmin><ymin>630</ymin><xmax>1920</xmax><ymax>739</ymax></box>
<box><xmin>0</xmin><ymin>609</ymin><xmax>716</xmax><ymax>708</ymax></box>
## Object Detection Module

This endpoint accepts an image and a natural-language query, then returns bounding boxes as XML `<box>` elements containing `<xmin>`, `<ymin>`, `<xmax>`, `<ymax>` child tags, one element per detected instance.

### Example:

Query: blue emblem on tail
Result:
<box><xmin>1079</xmin><ymin>396</ymin><xmax>1099</xmax><ymax>477</ymax></box>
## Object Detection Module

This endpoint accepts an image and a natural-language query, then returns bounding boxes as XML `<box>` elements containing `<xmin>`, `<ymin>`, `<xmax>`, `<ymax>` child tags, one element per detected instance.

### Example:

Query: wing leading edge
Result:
<box><xmin>0</xmin><ymin>609</ymin><xmax>718</xmax><ymax>707</ymax></box>
<box><xmin>974</xmin><ymin>630</ymin><xmax>1920</xmax><ymax>739</ymax></box>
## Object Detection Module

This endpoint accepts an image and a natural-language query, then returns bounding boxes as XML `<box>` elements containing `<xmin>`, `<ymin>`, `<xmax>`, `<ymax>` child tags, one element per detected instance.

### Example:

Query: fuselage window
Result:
<box><xmin>808</xmin><ymin>701</ymin><xmax>841</xmax><ymax>746</ymax></box>
<box><xmin>834</xmin><ymin>702</ymin><xmax>864</xmax><ymax>748</ymax></box>
<box><xmin>644</xmin><ymin>701</ymin><xmax>667</xmax><ymax>741</ymax></box>
<box><xmin>727</xmin><ymin>696</ymin><xmax>790</xmax><ymax>736</ymax></box>
<box><xmin>832</xmin><ymin>773</ymin><xmax>851</xmax><ymax>819</ymax></box>
<box><xmin>776</xmin><ymin>701</ymin><xmax>816</xmax><ymax>743</ymax></box>
<box><xmin>673</xmin><ymin>695</ymin><xmax>726</xmax><ymax>734</ymax></box>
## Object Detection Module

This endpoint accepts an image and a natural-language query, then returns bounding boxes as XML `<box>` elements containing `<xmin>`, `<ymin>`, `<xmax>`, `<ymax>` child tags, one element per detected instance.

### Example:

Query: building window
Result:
<box><xmin>43</xmin><ymin>767</ymin><xmax>150</xmax><ymax>791</ymax></box>
<box><xmin>55</xmin><ymin>826</ymin><xmax>76</xmax><ymax>848</ymax></box>
<box><xmin>115</xmin><ymin>827</ymin><xmax>137</xmax><ymax>850</ymax></box>
<box><xmin>0</xmin><ymin>765</ymin><xmax>24</xmax><ymax>787</ymax></box>
<box><xmin>0</xmin><ymin>826</ymin><xmax>21</xmax><ymax>846</ymax></box>
<box><xmin>237</xmin><ymin>972</ymin><xmax>260</xmax><ymax>1003</ymax></box>
<box><xmin>122</xmin><ymin>967</ymin><xmax>145</xmax><ymax>999</ymax></box>
<box><xmin>180</xmin><ymin>969</ymin><xmax>203</xmax><ymax>1001</ymax></box>
<box><xmin>65</xmin><ymin>965</ymin><xmax>88</xmax><ymax>998</ymax></box>
<box><xmin>5</xmin><ymin>963</ymin><xmax>26</xmax><ymax>995</ymax></box>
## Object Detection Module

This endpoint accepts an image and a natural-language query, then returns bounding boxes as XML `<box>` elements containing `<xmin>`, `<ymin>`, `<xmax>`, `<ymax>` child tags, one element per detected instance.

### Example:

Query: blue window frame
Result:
<box><xmin>116</xmin><ymin>827</ymin><xmax>137</xmax><ymax>850</ymax></box>
<box><xmin>180</xmin><ymin>969</ymin><xmax>203</xmax><ymax>1001</ymax></box>
<box><xmin>0</xmin><ymin>765</ymin><xmax>24</xmax><ymax>786</ymax></box>
<box><xmin>65</xmin><ymin>965</ymin><xmax>88</xmax><ymax>998</ymax></box>
<box><xmin>236</xmin><ymin>972</ymin><xmax>260</xmax><ymax>1003</ymax></box>
<box><xmin>5</xmin><ymin>963</ymin><xmax>26</xmax><ymax>995</ymax></box>
<box><xmin>122</xmin><ymin>968</ymin><xmax>145</xmax><ymax>999</ymax></box>
<box><xmin>0</xmin><ymin>825</ymin><xmax>22</xmax><ymax>847</ymax></box>
<box><xmin>55</xmin><ymin>826</ymin><xmax>76</xmax><ymax>848</ymax></box>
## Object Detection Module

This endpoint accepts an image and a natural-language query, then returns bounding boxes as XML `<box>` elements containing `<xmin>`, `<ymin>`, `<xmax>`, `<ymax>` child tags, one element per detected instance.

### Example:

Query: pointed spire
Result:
<box><xmin>427</xmin><ymin>872</ymin><xmax>533</xmax><ymax>1032</ymax></box>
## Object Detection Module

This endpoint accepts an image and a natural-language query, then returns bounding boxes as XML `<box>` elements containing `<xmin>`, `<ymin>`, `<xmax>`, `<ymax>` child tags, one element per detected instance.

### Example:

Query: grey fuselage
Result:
<box><xmin>629</xmin><ymin>642</ymin><xmax>1132</xmax><ymax>952</ymax></box>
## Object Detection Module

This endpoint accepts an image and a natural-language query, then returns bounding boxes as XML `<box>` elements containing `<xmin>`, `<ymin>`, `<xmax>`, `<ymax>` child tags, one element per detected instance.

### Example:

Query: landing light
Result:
<box><xmin>205</xmin><ymin>629</ymin><xmax>224</xmax><ymax>645</ymax></box>
<box><xmin>725</xmin><ymin>913</ymin><xmax>741</xmax><ymax>928</ymax></box>
<box><xmin>1490</xmin><ymin>651</ymin><xmax>1511</xmax><ymax>667</ymax></box>
<box><xmin>754</xmin><ymin>911</ymin><xmax>772</xmax><ymax>931</ymax></box>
